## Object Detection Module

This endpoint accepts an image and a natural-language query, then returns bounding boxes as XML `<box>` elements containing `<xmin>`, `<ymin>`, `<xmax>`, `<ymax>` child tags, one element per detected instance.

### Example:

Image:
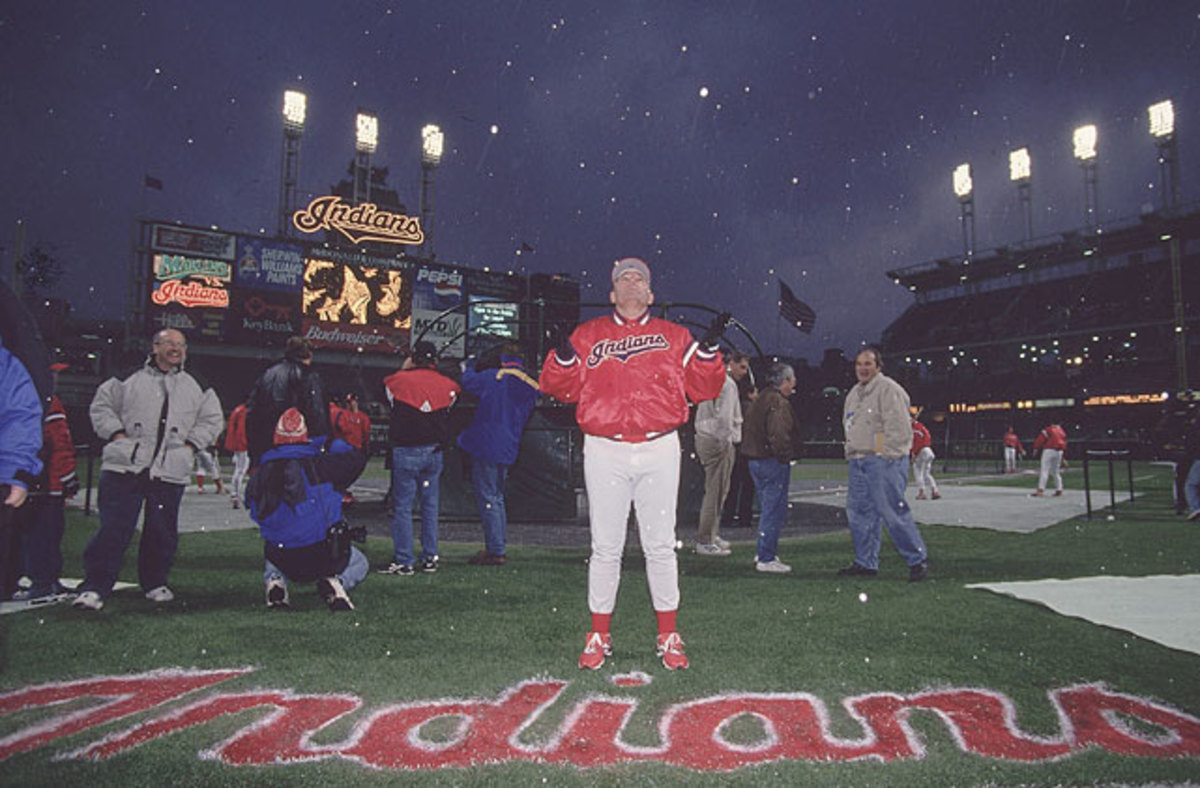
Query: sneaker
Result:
<box><xmin>377</xmin><ymin>562</ymin><xmax>415</xmax><ymax>576</ymax></box>
<box><xmin>1189</xmin><ymin>510</ymin><xmax>1200</xmax><ymax>522</ymax></box>
<box><xmin>266</xmin><ymin>578</ymin><xmax>290</xmax><ymax>609</ymax></box>
<box><xmin>931</xmin><ymin>491</ymin><xmax>941</xmax><ymax>500</ymax></box>
<box><xmin>696</xmin><ymin>542</ymin><xmax>731</xmax><ymax>556</ymax></box>
<box><xmin>1030</xmin><ymin>490</ymin><xmax>1044</xmax><ymax>497</ymax></box>
<box><xmin>714</xmin><ymin>536</ymin><xmax>731</xmax><ymax>550</ymax></box>
<box><xmin>73</xmin><ymin>591</ymin><xmax>104</xmax><ymax>611</ymax></box>
<box><xmin>754</xmin><ymin>558</ymin><xmax>792</xmax><ymax>573</ymax></box>
<box><xmin>836</xmin><ymin>562</ymin><xmax>878</xmax><ymax>577</ymax></box>
<box><xmin>231</xmin><ymin>498</ymin><xmax>241</xmax><ymax>510</ymax></box>
<box><xmin>656</xmin><ymin>631</ymin><xmax>689</xmax><ymax>670</ymax></box>
<box><xmin>419</xmin><ymin>556</ymin><xmax>439</xmax><ymax>574</ymax></box>
<box><xmin>144</xmin><ymin>585</ymin><xmax>174</xmax><ymax>603</ymax></box>
<box><xmin>317</xmin><ymin>577</ymin><xmax>355</xmax><ymax>612</ymax></box>
<box><xmin>579</xmin><ymin>631</ymin><xmax>612</xmax><ymax>670</ymax></box>
<box><xmin>909</xmin><ymin>561</ymin><xmax>930</xmax><ymax>582</ymax></box>
<box><xmin>916</xmin><ymin>490</ymin><xmax>927</xmax><ymax>500</ymax></box>
<box><xmin>468</xmin><ymin>551</ymin><xmax>508</xmax><ymax>566</ymax></box>
<box><xmin>11</xmin><ymin>586</ymin><xmax>69</xmax><ymax>605</ymax></box>
<box><xmin>1053</xmin><ymin>490</ymin><xmax>1064</xmax><ymax>497</ymax></box>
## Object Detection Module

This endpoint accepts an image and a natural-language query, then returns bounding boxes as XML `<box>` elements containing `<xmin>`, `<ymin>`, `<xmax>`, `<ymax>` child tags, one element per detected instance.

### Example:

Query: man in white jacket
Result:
<box><xmin>693</xmin><ymin>351</ymin><xmax>749</xmax><ymax>555</ymax></box>
<box><xmin>74</xmin><ymin>329</ymin><xmax>223</xmax><ymax>611</ymax></box>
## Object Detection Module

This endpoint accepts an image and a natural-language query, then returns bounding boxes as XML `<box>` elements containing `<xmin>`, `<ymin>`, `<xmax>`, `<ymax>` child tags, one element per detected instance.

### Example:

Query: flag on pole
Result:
<box><xmin>779</xmin><ymin>280</ymin><xmax>816</xmax><ymax>334</ymax></box>
<box><xmin>143</xmin><ymin>175</ymin><xmax>163</xmax><ymax>191</ymax></box>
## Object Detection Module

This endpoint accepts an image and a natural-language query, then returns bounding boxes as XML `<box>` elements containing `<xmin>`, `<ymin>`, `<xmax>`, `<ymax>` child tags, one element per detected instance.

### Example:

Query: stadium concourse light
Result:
<box><xmin>420</xmin><ymin>124</ymin><xmax>444</xmax><ymax>259</ymax></box>
<box><xmin>353</xmin><ymin>110</ymin><xmax>378</xmax><ymax>207</ymax></box>
<box><xmin>1073</xmin><ymin>124</ymin><xmax>1099</xmax><ymax>229</ymax></box>
<box><xmin>952</xmin><ymin>163</ymin><xmax>975</xmax><ymax>260</ymax></box>
<box><xmin>278</xmin><ymin>90</ymin><xmax>306</xmax><ymax>236</ymax></box>
<box><xmin>1149</xmin><ymin>99</ymin><xmax>1175</xmax><ymax>139</ymax></box>
<box><xmin>1010</xmin><ymin>147</ymin><xmax>1033</xmax><ymax>241</ymax></box>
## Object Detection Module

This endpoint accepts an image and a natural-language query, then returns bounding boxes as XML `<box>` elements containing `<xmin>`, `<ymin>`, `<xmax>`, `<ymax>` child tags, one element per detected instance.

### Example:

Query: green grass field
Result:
<box><xmin>1</xmin><ymin>463</ymin><xmax>1198</xmax><ymax>785</ymax></box>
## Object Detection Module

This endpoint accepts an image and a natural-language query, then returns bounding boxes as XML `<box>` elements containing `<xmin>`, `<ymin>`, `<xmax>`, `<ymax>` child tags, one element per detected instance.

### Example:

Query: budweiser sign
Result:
<box><xmin>292</xmin><ymin>195</ymin><xmax>424</xmax><ymax>246</ymax></box>
<box><xmin>150</xmin><ymin>279</ymin><xmax>230</xmax><ymax>309</ymax></box>
<box><xmin>2</xmin><ymin>668</ymin><xmax>1198</xmax><ymax>771</ymax></box>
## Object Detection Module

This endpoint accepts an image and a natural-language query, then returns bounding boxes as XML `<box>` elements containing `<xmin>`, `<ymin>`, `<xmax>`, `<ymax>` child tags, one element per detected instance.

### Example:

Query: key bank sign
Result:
<box><xmin>292</xmin><ymin>195</ymin><xmax>424</xmax><ymax>247</ymax></box>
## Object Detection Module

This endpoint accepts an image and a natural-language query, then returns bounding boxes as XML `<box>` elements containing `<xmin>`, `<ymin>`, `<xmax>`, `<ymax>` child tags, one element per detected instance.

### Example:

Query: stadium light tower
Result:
<box><xmin>952</xmin><ymin>162</ymin><xmax>975</xmax><ymax>260</ymax></box>
<box><xmin>1149</xmin><ymin>99</ymin><xmax>1179</xmax><ymax>212</ymax></box>
<box><xmin>419</xmin><ymin>123</ymin><xmax>444</xmax><ymax>259</ymax></box>
<box><xmin>353</xmin><ymin>110</ymin><xmax>379</xmax><ymax>207</ymax></box>
<box><xmin>1009</xmin><ymin>147</ymin><xmax>1033</xmax><ymax>242</ymax></box>
<box><xmin>1149</xmin><ymin>98</ymin><xmax>1188</xmax><ymax>391</ymax></box>
<box><xmin>1073</xmin><ymin>124</ymin><xmax>1099</xmax><ymax>229</ymax></box>
<box><xmin>278</xmin><ymin>89</ymin><xmax>306</xmax><ymax>237</ymax></box>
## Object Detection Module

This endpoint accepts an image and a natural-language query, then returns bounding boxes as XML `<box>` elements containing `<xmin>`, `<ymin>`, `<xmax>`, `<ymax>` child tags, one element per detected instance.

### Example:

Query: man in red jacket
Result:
<box><xmin>12</xmin><ymin>362</ymin><xmax>77</xmax><ymax>603</ymax></box>
<box><xmin>223</xmin><ymin>400</ymin><xmax>249</xmax><ymax>509</ymax></box>
<box><xmin>541</xmin><ymin>257</ymin><xmax>726</xmax><ymax>671</ymax></box>
<box><xmin>1031</xmin><ymin>423</ymin><xmax>1068</xmax><ymax>497</ymax></box>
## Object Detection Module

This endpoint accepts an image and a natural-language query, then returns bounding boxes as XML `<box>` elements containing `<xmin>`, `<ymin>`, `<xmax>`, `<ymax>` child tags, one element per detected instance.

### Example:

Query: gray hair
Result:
<box><xmin>763</xmin><ymin>362</ymin><xmax>794</xmax><ymax>389</ymax></box>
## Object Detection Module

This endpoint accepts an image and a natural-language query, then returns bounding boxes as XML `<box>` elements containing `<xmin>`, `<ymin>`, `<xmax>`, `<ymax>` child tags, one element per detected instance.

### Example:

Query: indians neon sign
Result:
<box><xmin>292</xmin><ymin>195</ymin><xmax>424</xmax><ymax>246</ymax></box>
<box><xmin>150</xmin><ymin>279</ymin><xmax>229</xmax><ymax>309</ymax></box>
<box><xmin>2</xmin><ymin>668</ymin><xmax>1198</xmax><ymax>771</ymax></box>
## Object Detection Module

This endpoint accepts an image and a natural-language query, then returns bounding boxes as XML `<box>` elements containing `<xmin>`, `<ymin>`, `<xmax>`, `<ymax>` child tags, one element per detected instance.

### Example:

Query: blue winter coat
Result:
<box><xmin>0</xmin><ymin>341</ymin><xmax>43</xmax><ymax>490</ymax></box>
<box><xmin>245</xmin><ymin>437</ymin><xmax>364</xmax><ymax>549</ymax></box>
<box><xmin>456</xmin><ymin>356</ymin><xmax>540</xmax><ymax>465</ymax></box>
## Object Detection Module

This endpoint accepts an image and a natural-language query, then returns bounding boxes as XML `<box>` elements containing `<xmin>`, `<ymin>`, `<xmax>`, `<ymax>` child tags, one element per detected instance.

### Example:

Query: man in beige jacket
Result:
<box><xmin>839</xmin><ymin>347</ymin><xmax>929</xmax><ymax>582</ymax></box>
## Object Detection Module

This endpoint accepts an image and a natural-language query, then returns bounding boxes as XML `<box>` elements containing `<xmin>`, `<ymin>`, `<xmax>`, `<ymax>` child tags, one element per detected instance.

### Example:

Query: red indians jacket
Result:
<box><xmin>1033</xmin><ymin>424</ymin><xmax>1067</xmax><ymax>452</ymax></box>
<box><xmin>540</xmin><ymin>311</ymin><xmax>725</xmax><ymax>442</ymax></box>
<box><xmin>37</xmin><ymin>395</ymin><xmax>78</xmax><ymax>496</ymax></box>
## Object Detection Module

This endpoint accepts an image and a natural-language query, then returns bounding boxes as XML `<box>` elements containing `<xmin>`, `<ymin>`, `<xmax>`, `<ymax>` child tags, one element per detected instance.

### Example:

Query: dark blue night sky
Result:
<box><xmin>2</xmin><ymin>1</ymin><xmax>1197</xmax><ymax>360</ymax></box>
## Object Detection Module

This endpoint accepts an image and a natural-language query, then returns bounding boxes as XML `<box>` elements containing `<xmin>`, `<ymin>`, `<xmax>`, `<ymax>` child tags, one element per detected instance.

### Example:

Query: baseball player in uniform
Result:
<box><xmin>540</xmin><ymin>257</ymin><xmax>726</xmax><ymax>671</ymax></box>
<box><xmin>910</xmin><ymin>417</ymin><xmax>939</xmax><ymax>500</ymax></box>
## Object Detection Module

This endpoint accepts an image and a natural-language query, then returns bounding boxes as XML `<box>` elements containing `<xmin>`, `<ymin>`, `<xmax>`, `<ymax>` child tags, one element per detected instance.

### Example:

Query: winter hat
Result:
<box><xmin>274</xmin><ymin>407</ymin><xmax>309</xmax><ymax>445</ymax></box>
<box><xmin>611</xmin><ymin>257</ymin><xmax>650</xmax><ymax>284</ymax></box>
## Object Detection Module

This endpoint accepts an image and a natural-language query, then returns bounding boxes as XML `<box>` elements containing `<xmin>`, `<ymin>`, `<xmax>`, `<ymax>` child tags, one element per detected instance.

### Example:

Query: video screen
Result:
<box><xmin>301</xmin><ymin>259</ymin><xmax>410</xmax><ymax>328</ymax></box>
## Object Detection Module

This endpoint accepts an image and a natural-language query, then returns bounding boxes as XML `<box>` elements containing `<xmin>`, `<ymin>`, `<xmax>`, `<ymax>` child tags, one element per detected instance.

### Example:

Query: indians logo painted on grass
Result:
<box><xmin>2</xmin><ymin>668</ymin><xmax>1199</xmax><ymax>771</ymax></box>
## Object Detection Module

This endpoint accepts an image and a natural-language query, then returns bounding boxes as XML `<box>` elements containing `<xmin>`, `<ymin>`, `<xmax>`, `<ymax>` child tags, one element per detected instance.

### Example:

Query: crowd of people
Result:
<box><xmin>9</xmin><ymin>257</ymin><xmax>1166</xmax><ymax>672</ymax></box>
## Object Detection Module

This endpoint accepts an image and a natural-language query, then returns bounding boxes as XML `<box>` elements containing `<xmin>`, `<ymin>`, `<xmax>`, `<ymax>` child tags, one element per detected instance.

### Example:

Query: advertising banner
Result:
<box><xmin>235</xmin><ymin>239</ymin><xmax>306</xmax><ymax>292</ymax></box>
<box><xmin>466</xmin><ymin>269</ymin><xmax>522</xmax><ymax>357</ymax></box>
<box><xmin>225</xmin><ymin>288</ymin><xmax>301</xmax><ymax>346</ymax></box>
<box><xmin>411</xmin><ymin>265</ymin><xmax>465</xmax><ymax>357</ymax></box>
<box><xmin>147</xmin><ymin>305</ymin><xmax>226</xmax><ymax>341</ymax></box>
<box><xmin>150</xmin><ymin>224</ymin><xmax>237</xmax><ymax>261</ymax></box>
<box><xmin>300</xmin><ymin>257</ymin><xmax>411</xmax><ymax>354</ymax></box>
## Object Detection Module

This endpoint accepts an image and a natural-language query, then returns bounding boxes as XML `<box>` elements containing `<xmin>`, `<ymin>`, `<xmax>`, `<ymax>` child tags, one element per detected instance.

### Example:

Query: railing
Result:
<box><xmin>1082</xmin><ymin>450</ymin><xmax>1135</xmax><ymax>520</ymax></box>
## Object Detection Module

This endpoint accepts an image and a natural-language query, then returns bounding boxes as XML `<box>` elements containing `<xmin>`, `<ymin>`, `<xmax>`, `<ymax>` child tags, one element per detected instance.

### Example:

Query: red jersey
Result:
<box><xmin>224</xmin><ymin>403</ymin><xmax>248</xmax><ymax>453</ymax></box>
<box><xmin>911</xmin><ymin>420</ymin><xmax>932</xmax><ymax>456</ymax></box>
<box><xmin>1003</xmin><ymin>430</ymin><xmax>1024</xmax><ymax>452</ymax></box>
<box><xmin>331</xmin><ymin>403</ymin><xmax>371</xmax><ymax>450</ymax></box>
<box><xmin>540</xmin><ymin>310</ymin><xmax>725</xmax><ymax>442</ymax></box>
<box><xmin>1033</xmin><ymin>424</ymin><xmax>1067</xmax><ymax>452</ymax></box>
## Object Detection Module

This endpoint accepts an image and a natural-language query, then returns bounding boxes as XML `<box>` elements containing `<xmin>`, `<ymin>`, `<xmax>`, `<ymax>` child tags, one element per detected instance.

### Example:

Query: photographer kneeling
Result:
<box><xmin>246</xmin><ymin>408</ymin><xmax>368</xmax><ymax>611</ymax></box>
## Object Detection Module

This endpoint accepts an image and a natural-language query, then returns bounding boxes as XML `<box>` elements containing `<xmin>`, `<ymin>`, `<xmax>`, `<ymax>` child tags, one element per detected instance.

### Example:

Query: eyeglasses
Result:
<box><xmin>155</xmin><ymin>340</ymin><xmax>187</xmax><ymax>349</ymax></box>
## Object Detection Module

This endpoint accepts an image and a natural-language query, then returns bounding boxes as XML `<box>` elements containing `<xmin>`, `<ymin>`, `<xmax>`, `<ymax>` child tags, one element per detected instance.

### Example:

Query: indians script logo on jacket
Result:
<box><xmin>585</xmin><ymin>334</ymin><xmax>670</xmax><ymax>368</ymax></box>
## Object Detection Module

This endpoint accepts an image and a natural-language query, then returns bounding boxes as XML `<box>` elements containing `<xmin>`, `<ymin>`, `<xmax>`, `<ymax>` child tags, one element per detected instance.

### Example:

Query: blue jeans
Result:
<box><xmin>845</xmin><ymin>455</ymin><xmax>928</xmax><ymax>570</ymax></box>
<box><xmin>749</xmin><ymin>458</ymin><xmax>790</xmax><ymax>563</ymax></box>
<box><xmin>1185</xmin><ymin>459</ymin><xmax>1200</xmax><ymax>513</ymax></box>
<box><xmin>389</xmin><ymin>445</ymin><xmax>443</xmax><ymax>566</ymax></box>
<box><xmin>264</xmin><ymin>547</ymin><xmax>368</xmax><ymax>591</ymax></box>
<box><xmin>82</xmin><ymin>470</ymin><xmax>186</xmax><ymax>597</ymax></box>
<box><xmin>471</xmin><ymin>458</ymin><xmax>508</xmax><ymax>556</ymax></box>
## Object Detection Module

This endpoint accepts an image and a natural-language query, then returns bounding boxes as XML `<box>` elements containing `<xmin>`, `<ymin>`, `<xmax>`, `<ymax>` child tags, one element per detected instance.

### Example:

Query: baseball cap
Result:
<box><xmin>611</xmin><ymin>257</ymin><xmax>650</xmax><ymax>285</ymax></box>
<box><xmin>411</xmin><ymin>340</ymin><xmax>437</xmax><ymax>366</ymax></box>
<box><xmin>274</xmin><ymin>408</ymin><xmax>309</xmax><ymax>445</ymax></box>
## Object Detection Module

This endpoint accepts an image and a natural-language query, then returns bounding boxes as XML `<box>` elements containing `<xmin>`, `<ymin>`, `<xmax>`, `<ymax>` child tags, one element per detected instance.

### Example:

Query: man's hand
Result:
<box><xmin>4</xmin><ymin>485</ymin><xmax>28</xmax><ymax>508</ymax></box>
<box><xmin>700</xmin><ymin>312</ymin><xmax>733</xmax><ymax>350</ymax></box>
<box><xmin>549</xmin><ymin>324</ymin><xmax>576</xmax><ymax>362</ymax></box>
